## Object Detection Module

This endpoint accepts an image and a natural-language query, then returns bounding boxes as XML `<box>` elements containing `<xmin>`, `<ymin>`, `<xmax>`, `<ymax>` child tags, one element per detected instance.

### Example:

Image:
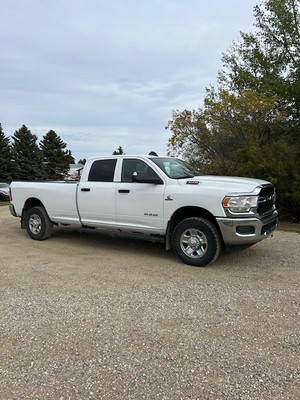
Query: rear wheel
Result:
<box><xmin>172</xmin><ymin>217</ymin><xmax>222</xmax><ymax>267</ymax></box>
<box><xmin>25</xmin><ymin>206</ymin><xmax>53</xmax><ymax>240</ymax></box>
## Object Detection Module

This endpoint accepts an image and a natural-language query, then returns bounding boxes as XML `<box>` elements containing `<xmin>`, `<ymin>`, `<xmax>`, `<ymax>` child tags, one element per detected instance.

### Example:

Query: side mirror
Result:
<box><xmin>132</xmin><ymin>171</ymin><xmax>163</xmax><ymax>185</ymax></box>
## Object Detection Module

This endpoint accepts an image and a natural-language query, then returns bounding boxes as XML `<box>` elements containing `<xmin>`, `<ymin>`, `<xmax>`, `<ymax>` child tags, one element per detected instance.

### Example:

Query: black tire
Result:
<box><xmin>25</xmin><ymin>206</ymin><xmax>53</xmax><ymax>240</ymax></box>
<box><xmin>172</xmin><ymin>217</ymin><xmax>222</xmax><ymax>267</ymax></box>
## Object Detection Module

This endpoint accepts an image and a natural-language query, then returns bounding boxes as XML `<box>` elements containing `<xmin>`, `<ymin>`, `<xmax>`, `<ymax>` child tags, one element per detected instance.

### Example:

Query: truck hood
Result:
<box><xmin>178</xmin><ymin>175</ymin><xmax>270</xmax><ymax>194</ymax></box>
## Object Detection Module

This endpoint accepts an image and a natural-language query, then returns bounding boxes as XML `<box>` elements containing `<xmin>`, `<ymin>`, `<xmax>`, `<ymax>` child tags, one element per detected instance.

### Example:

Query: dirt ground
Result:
<box><xmin>0</xmin><ymin>205</ymin><xmax>299</xmax><ymax>399</ymax></box>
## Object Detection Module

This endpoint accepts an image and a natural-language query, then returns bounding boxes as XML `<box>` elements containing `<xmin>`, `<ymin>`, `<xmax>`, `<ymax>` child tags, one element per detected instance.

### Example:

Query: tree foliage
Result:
<box><xmin>66</xmin><ymin>150</ymin><xmax>75</xmax><ymax>165</ymax></box>
<box><xmin>167</xmin><ymin>0</ymin><xmax>300</xmax><ymax>221</ymax></box>
<box><xmin>11</xmin><ymin>125</ymin><xmax>46</xmax><ymax>181</ymax></box>
<box><xmin>168</xmin><ymin>90</ymin><xmax>285</xmax><ymax>173</ymax></box>
<box><xmin>40</xmin><ymin>130</ymin><xmax>72</xmax><ymax>180</ymax></box>
<box><xmin>220</xmin><ymin>1</ymin><xmax>299</xmax><ymax>92</ymax></box>
<box><xmin>112</xmin><ymin>145</ymin><xmax>125</xmax><ymax>155</ymax></box>
<box><xmin>0</xmin><ymin>123</ymin><xmax>15</xmax><ymax>181</ymax></box>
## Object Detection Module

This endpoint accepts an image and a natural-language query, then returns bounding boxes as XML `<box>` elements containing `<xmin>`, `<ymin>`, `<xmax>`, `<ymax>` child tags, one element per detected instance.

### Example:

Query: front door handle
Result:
<box><xmin>118</xmin><ymin>189</ymin><xmax>130</xmax><ymax>193</ymax></box>
<box><xmin>81</xmin><ymin>188</ymin><xmax>91</xmax><ymax>192</ymax></box>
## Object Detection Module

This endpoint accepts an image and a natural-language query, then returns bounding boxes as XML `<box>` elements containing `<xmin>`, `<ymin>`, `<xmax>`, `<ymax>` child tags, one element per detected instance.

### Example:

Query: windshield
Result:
<box><xmin>149</xmin><ymin>157</ymin><xmax>200</xmax><ymax>179</ymax></box>
<box><xmin>0</xmin><ymin>183</ymin><xmax>9</xmax><ymax>188</ymax></box>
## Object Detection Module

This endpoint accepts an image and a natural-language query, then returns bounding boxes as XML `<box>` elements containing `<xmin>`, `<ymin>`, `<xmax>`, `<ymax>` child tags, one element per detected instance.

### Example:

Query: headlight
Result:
<box><xmin>223</xmin><ymin>195</ymin><xmax>258</xmax><ymax>213</ymax></box>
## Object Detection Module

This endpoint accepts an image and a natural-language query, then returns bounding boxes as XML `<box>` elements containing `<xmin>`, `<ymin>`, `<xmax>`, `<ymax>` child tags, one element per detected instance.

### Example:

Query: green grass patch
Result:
<box><xmin>0</xmin><ymin>201</ymin><xmax>10</xmax><ymax>207</ymax></box>
<box><xmin>277</xmin><ymin>222</ymin><xmax>300</xmax><ymax>234</ymax></box>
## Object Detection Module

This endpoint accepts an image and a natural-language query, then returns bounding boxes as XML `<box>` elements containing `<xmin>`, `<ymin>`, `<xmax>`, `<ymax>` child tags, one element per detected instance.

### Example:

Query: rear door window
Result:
<box><xmin>88</xmin><ymin>159</ymin><xmax>117</xmax><ymax>182</ymax></box>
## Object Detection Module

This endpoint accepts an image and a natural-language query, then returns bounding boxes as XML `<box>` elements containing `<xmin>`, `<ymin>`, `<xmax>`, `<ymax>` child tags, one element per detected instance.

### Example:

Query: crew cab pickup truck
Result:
<box><xmin>9</xmin><ymin>155</ymin><xmax>278</xmax><ymax>266</ymax></box>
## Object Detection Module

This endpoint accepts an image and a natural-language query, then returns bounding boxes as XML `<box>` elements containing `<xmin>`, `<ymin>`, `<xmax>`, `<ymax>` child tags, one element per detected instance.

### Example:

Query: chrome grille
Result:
<box><xmin>257</xmin><ymin>185</ymin><xmax>276</xmax><ymax>216</ymax></box>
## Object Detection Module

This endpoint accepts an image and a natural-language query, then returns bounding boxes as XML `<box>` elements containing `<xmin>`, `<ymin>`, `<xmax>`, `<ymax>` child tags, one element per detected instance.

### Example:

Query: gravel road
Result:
<box><xmin>0</xmin><ymin>206</ymin><xmax>299</xmax><ymax>399</ymax></box>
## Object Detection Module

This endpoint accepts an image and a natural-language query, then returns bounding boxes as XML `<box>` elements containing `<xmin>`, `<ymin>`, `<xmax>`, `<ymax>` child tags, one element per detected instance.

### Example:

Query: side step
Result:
<box><xmin>79</xmin><ymin>227</ymin><xmax>165</xmax><ymax>244</ymax></box>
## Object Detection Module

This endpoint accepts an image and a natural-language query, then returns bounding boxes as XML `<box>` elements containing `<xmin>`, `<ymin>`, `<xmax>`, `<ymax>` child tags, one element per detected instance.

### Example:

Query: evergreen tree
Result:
<box><xmin>113</xmin><ymin>145</ymin><xmax>125</xmax><ymax>155</ymax></box>
<box><xmin>78</xmin><ymin>159</ymin><xmax>87</xmax><ymax>165</ymax></box>
<box><xmin>12</xmin><ymin>125</ymin><xmax>45</xmax><ymax>180</ymax></box>
<box><xmin>0</xmin><ymin>123</ymin><xmax>14</xmax><ymax>181</ymax></box>
<box><xmin>40</xmin><ymin>130</ymin><xmax>72</xmax><ymax>180</ymax></box>
<box><xmin>66</xmin><ymin>149</ymin><xmax>75</xmax><ymax>164</ymax></box>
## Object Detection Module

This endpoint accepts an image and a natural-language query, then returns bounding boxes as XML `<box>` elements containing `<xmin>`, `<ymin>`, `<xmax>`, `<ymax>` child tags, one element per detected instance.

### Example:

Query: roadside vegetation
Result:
<box><xmin>166</xmin><ymin>0</ymin><xmax>300</xmax><ymax>222</ymax></box>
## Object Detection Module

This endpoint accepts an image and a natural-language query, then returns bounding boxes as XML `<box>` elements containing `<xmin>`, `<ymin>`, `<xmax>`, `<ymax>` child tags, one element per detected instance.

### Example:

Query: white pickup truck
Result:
<box><xmin>9</xmin><ymin>155</ymin><xmax>277</xmax><ymax>267</ymax></box>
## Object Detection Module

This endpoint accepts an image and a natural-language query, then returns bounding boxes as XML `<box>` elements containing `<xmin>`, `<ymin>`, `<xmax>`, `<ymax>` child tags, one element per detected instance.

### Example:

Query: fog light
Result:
<box><xmin>236</xmin><ymin>226</ymin><xmax>255</xmax><ymax>235</ymax></box>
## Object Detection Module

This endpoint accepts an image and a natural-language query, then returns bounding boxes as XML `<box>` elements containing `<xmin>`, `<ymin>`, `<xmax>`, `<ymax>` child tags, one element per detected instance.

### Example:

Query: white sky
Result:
<box><xmin>0</xmin><ymin>0</ymin><xmax>257</xmax><ymax>162</ymax></box>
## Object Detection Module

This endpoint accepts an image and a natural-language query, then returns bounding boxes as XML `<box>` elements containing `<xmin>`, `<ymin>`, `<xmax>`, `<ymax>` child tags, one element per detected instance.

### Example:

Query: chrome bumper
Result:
<box><xmin>216</xmin><ymin>210</ymin><xmax>278</xmax><ymax>246</ymax></box>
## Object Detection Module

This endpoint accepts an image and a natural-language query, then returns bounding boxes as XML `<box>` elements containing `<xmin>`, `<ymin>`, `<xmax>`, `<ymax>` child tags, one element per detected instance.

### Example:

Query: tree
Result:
<box><xmin>219</xmin><ymin>0</ymin><xmax>300</xmax><ymax>221</ymax></box>
<box><xmin>168</xmin><ymin>88</ymin><xmax>300</xmax><ymax>221</ymax></box>
<box><xmin>112</xmin><ymin>145</ymin><xmax>125</xmax><ymax>155</ymax></box>
<box><xmin>0</xmin><ymin>123</ymin><xmax>14</xmax><ymax>181</ymax></box>
<box><xmin>40</xmin><ymin>130</ymin><xmax>72</xmax><ymax>180</ymax></box>
<box><xmin>12</xmin><ymin>125</ymin><xmax>45</xmax><ymax>180</ymax></box>
<box><xmin>78</xmin><ymin>159</ymin><xmax>86</xmax><ymax>165</ymax></box>
<box><xmin>167</xmin><ymin>0</ymin><xmax>300</xmax><ymax>221</ymax></box>
<box><xmin>219</xmin><ymin>0</ymin><xmax>300</xmax><ymax>151</ymax></box>
<box><xmin>220</xmin><ymin>0</ymin><xmax>300</xmax><ymax>100</ymax></box>
<box><xmin>168</xmin><ymin>90</ymin><xmax>286</xmax><ymax>173</ymax></box>
<box><xmin>66</xmin><ymin>149</ymin><xmax>75</xmax><ymax>164</ymax></box>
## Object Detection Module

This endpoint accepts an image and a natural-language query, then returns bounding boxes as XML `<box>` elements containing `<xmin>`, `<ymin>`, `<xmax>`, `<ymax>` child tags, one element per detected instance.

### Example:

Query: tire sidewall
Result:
<box><xmin>172</xmin><ymin>218</ymin><xmax>220</xmax><ymax>267</ymax></box>
<box><xmin>25</xmin><ymin>206</ymin><xmax>52</xmax><ymax>240</ymax></box>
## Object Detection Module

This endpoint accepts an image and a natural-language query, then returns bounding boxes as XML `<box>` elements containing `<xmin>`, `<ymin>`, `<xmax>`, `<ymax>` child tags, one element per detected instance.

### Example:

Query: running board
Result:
<box><xmin>79</xmin><ymin>227</ymin><xmax>165</xmax><ymax>244</ymax></box>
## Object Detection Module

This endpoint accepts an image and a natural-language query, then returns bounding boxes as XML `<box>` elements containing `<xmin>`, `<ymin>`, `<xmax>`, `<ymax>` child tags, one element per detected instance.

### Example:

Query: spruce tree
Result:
<box><xmin>12</xmin><ymin>125</ymin><xmax>45</xmax><ymax>180</ymax></box>
<box><xmin>112</xmin><ymin>145</ymin><xmax>125</xmax><ymax>155</ymax></box>
<box><xmin>66</xmin><ymin>149</ymin><xmax>75</xmax><ymax>164</ymax></box>
<box><xmin>0</xmin><ymin>123</ymin><xmax>14</xmax><ymax>181</ymax></box>
<box><xmin>40</xmin><ymin>130</ymin><xmax>72</xmax><ymax>180</ymax></box>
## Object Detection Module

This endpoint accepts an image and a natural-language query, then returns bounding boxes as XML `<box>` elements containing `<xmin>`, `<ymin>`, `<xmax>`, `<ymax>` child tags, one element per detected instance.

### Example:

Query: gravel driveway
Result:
<box><xmin>0</xmin><ymin>206</ymin><xmax>299</xmax><ymax>399</ymax></box>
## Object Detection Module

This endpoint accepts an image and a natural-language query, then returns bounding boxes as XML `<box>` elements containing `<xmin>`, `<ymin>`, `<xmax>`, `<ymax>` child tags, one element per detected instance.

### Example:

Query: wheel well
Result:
<box><xmin>21</xmin><ymin>198</ymin><xmax>45</xmax><ymax>228</ymax></box>
<box><xmin>166</xmin><ymin>206</ymin><xmax>223</xmax><ymax>250</ymax></box>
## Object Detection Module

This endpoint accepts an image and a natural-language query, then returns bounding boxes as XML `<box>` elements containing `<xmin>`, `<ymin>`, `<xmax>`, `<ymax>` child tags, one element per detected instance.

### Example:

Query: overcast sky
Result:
<box><xmin>0</xmin><ymin>0</ymin><xmax>257</xmax><ymax>162</ymax></box>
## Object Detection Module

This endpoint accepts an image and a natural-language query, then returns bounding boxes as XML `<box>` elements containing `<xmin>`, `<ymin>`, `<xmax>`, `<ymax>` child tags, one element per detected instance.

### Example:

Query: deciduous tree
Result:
<box><xmin>167</xmin><ymin>0</ymin><xmax>300</xmax><ymax>221</ymax></box>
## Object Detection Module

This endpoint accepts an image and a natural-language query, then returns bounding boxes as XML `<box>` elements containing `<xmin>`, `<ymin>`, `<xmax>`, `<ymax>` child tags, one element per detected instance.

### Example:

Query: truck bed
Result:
<box><xmin>10</xmin><ymin>181</ymin><xmax>81</xmax><ymax>225</ymax></box>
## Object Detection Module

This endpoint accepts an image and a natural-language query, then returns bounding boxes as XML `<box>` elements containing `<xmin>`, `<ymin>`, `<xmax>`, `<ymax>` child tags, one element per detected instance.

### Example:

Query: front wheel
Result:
<box><xmin>172</xmin><ymin>217</ymin><xmax>222</xmax><ymax>267</ymax></box>
<box><xmin>25</xmin><ymin>206</ymin><xmax>53</xmax><ymax>240</ymax></box>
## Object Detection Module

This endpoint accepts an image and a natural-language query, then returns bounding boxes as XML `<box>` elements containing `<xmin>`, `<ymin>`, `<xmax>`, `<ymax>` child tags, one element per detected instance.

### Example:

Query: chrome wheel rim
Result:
<box><xmin>29</xmin><ymin>214</ymin><xmax>42</xmax><ymax>235</ymax></box>
<box><xmin>180</xmin><ymin>228</ymin><xmax>208</xmax><ymax>259</ymax></box>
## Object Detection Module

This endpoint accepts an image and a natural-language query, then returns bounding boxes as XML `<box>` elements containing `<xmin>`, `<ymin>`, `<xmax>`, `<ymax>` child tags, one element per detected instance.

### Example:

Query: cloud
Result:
<box><xmin>0</xmin><ymin>0</ymin><xmax>257</xmax><ymax>161</ymax></box>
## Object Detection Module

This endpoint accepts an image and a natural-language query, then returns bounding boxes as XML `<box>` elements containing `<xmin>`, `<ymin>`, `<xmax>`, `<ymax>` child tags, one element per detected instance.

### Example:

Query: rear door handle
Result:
<box><xmin>81</xmin><ymin>188</ymin><xmax>91</xmax><ymax>192</ymax></box>
<box><xmin>118</xmin><ymin>189</ymin><xmax>130</xmax><ymax>193</ymax></box>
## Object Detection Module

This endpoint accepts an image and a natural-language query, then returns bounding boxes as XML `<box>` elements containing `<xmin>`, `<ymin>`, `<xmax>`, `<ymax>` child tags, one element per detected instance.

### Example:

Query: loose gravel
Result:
<box><xmin>0</xmin><ymin>206</ymin><xmax>299</xmax><ymax>399</ymax></box>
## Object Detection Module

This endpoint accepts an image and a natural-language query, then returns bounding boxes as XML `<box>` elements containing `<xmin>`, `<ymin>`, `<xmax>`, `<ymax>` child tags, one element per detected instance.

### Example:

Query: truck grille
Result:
<box><xmin>257</xmin><ymin>185</ymin><xmax>276</xmax><ymax>216</ymax></box>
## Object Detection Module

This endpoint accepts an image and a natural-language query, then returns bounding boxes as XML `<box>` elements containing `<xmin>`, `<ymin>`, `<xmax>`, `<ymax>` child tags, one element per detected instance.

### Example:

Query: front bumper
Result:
<box><xmin>216</xmin><ymin>210</ymin><xmax>278</xmax><ymax>246</ymax></box>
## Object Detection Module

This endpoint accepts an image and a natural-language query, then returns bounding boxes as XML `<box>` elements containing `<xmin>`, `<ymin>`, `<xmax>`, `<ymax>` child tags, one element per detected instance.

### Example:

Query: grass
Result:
<box><xmin>277</xmin><ymin>222</ymin><xmax>300</xmax><ymax>234</ymax></box>
<box><xmin>0</xmin><ymin>201</ymin><xmax>10</xmax><ymax>207</ymax></box>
